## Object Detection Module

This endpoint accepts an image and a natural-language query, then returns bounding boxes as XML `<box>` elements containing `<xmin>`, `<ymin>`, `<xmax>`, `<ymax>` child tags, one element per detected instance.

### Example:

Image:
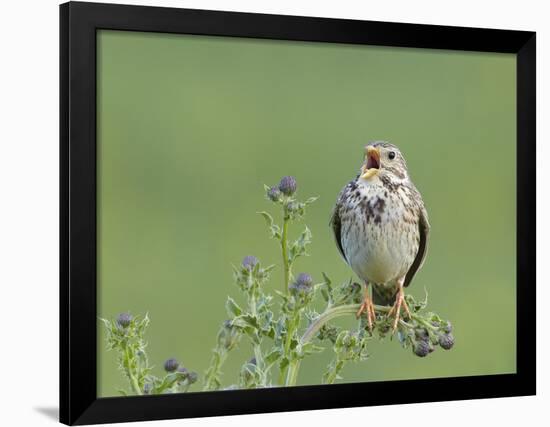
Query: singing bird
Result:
<box><xmin>330</xmin><ymin>141</ymin><xmax>430</xmax><ymax>332</ymax></box>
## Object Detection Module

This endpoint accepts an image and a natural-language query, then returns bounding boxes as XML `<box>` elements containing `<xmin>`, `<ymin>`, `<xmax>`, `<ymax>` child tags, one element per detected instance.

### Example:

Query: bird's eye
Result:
<box><xmin>388</xmin><ymin>151</ymin><xmax>396</xmax><ymax>160</ymax></box>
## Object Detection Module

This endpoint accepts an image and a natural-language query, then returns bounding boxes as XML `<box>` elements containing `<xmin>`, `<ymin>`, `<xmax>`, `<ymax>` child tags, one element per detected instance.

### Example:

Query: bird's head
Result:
<box><xmin>359</xmin><ymin>141</ymin><xmax>409</xmax><ymax>184</ymax></box>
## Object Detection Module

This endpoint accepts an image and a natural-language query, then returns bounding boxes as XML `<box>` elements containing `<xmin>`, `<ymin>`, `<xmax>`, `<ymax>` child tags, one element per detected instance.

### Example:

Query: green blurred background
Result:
<box><xmin>97</xmin><ymin>30</ymin><xmax>516</xmax><ymax>397</ymax></box>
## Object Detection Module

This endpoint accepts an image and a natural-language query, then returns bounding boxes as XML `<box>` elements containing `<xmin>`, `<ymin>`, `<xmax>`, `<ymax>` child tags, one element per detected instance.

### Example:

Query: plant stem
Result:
<box><xmin>285</xmin><ymin>359</ymin><xmax>299</xmax><ymax>386</ymax></box>
<box><xmin>414</xmin><ymin>316</ymin><xmax>440</xmax><ymax>331</ymax></box>
<box><xmin>129</xmin><ymin>374</ymin><xmax>142</xmax><ymax>395</ymax></box>
<box><xmin>302</xmin><ymin>304</ymin><xmax>354</xmax><ymax>343</ymax></box>
<box><xmin>283</xmin><ymin>313</ymin><xmax>297</xmax><ymax>356</ymax></box>
<box><xmin>281</xmin><ymin>216</ymin><xmax>290</xmax><ymax>295</ymax></box>
<box><xmin>277</xmin><ymin>367</ymin><xmax>285</xmax><ymax>385</ymax></box>
<box><xmin>204</xmin><ymin>348</ymin><xmax>228</xmax><ymax>391</ymax></box>
<box><xmin>279</xmin><ymin>311</ymin><xmax>298</xmax><ymax>385</ymax></box>
<box><xmin>123</xmin><ymin>345</ymin><xmax>142</xmax><ymax>395</ymax></box>
<box><xmin>248</xmin><ymin>288</ymin><xmax>267</xmax><ymax>386</ymax></box>
<box><xmin>278</xmin><ymin>205</ymin><xmax>292</xmax><ymax>385</ymax></box>
<box><xmin>281</xmin><ymin>303</ymin><xmax>392</xmax><ymax>386</ymax></box>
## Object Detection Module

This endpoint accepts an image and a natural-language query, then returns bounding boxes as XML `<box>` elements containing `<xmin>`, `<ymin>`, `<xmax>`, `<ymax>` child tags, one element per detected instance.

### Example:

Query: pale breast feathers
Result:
<box><xmin>330</xmin><ymin>179</ymin><xmax>430</xmax><ymax>287</ymax></box>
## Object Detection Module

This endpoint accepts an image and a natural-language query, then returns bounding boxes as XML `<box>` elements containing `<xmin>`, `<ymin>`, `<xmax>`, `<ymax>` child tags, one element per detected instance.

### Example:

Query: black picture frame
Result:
<box><xmin>60</xmin><ymin>1</ymin><xmax>536</xmax><ymax>425</ymax></box>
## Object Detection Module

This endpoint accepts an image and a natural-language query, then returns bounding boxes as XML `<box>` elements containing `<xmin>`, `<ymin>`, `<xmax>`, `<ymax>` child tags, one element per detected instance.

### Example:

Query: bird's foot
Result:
<box><xmin>387</xmin><ymin>288</ymin><xmax>411</xmax><ymax>333</ymax></box>
<box><xmin>356</xmin><ymin>293</ymin><xmax>376</xmax><ymax>331</ymax></box>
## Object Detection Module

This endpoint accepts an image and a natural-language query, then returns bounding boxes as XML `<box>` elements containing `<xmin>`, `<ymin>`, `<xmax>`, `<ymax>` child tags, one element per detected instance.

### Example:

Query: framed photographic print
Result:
<box><xmin>60</xmin><ymin>1</ymin><xmax>536</xmax><ymax>425</ymax></box>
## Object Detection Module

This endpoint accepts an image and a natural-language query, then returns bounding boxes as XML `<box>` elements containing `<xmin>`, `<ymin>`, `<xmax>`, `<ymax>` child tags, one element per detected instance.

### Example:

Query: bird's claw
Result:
<box><xmin>356</xmin><ymin>294</ymin><xmax>376</xmax><ymax>331</ymax></box>
<box><xmin>387</xmin><ymin>288</ymin><xmax>411</xmax><ymax>334</ymax></box>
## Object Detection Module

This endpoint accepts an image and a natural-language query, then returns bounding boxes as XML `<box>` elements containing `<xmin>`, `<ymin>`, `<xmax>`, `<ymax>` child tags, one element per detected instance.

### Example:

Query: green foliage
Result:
<box><xmin>101</xmin><ymin>176</ymin><xmax>454</xmax><ymax>395</ymax></box>
<box><xmin>101</xmin><ymin>313</ymin><xmax>198</xmax><ymax>395</ymax></box>
<box><xmin>323</xmin><ymin>330</ymin><xmax>369</xmax><ymax>384</ymax></box>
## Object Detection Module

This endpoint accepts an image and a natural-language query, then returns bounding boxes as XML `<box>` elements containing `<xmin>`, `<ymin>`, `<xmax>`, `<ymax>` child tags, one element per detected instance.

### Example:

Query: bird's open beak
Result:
<box><xmin>361</xmin><ymin>146</ymin><xmax>381</xmax><ymax>180</ymax></box>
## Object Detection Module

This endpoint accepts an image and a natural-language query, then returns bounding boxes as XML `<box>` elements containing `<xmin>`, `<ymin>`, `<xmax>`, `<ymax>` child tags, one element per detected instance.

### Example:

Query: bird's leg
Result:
<box><xmin>356</xmin><ymin>282</ymin><xmax>376</xmax><ymax>330</ymax></box>
<box><xmin>387</xmin><ymin>278</ymin><xmax>411</xmax><ymax>333</ymax></box>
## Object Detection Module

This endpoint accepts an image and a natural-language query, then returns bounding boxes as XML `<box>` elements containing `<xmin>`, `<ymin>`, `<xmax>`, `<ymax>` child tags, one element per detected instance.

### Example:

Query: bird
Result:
<box><xmin>330</xmin><ymin>141</ymin><xmax>430</xmax><ymax>332</ymax></box>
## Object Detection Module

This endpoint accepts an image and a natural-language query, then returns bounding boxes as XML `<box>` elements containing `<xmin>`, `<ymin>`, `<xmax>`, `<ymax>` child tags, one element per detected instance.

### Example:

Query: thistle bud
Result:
<box><xmin>267</xmin><ymin>186</ymin><xmax>282</xmax><ymax>202</ymax></box>
<box><xmin>278</xmin><ymin>176</ymin><xmax>297</xmax><ymax>196</ymax></box>
<box><xmin>296</xmin><ymin>273</ymin><xmax>313</xmax><ymax>287</ymax></box>
<box><xmin>116</xmin><ymin>312</ymin><xmax>132</xmax><ymax>328</ymax></box>
<box><xmin>438</xmin><ymin>332</ymin><xmax>455</xmax><ymax>350</ymax></box>
<box><xmin>413</xmin><ymin>339</ymin><xmax>431</xmax><ymax>357</ymax></box>
<box><xmin>289</xmin><ymin>273</ymin><xmax>314</xmax><ymax>296</ymax></box>
<box><xmin>164</xmin><ymin>358</ymin><xmax>179</xmax><ymax>372</ymax></box>
<box><xmin>241</xmin><ymin>255</ymin><xmax>259</xmax><ymax>271</ymax></box>
<box><xmin>187</xmin><ymin>371</ymin><xmax>198</xmax><ymax>384</ymax></box>
<box><xmin>286</xmin><ymin>201</ymin><xmax>299</xmax><ymax>214</ymax></box>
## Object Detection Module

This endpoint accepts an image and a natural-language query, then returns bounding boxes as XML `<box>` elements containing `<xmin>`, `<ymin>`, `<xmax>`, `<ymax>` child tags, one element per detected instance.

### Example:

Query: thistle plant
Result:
<box><xmin>102</xmin><ymin>176</ymin><xmax>454</xmax><ymax>395</ymax></box>
<box><xmin>101</xmin><ymin>313</ymin><xmax>198</xmax><ymax>395</ymax></box>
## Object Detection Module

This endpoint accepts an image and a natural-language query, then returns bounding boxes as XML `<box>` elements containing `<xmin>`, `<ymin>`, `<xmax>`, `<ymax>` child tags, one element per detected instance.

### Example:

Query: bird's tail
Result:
<box><xmin>371</xmin><ymin>286</ymin><xmax>397</xmax><ymax>306</ymax></box>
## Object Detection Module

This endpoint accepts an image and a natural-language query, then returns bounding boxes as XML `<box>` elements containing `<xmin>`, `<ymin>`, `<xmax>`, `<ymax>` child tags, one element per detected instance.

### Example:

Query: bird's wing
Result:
<box><xmin>329</xmin><ymin>193</ymin><xmax>347</xmax><ymax>264</ymax></box>
<box><xmin>404</xmin><ymin>201</ymin><xmax>430</xmax><ymax>287</ymax></box>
